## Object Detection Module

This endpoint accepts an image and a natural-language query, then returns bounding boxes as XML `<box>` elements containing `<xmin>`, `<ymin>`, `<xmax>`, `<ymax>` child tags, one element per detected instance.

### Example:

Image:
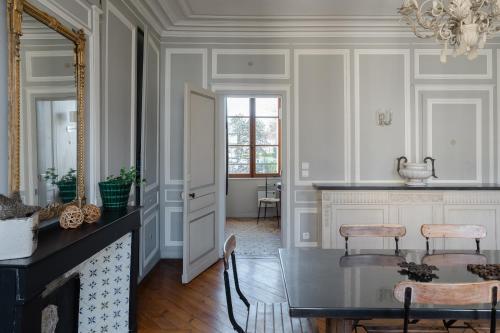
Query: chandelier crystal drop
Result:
<box><xmin>399</xmin><ymin>0</ymin><xmax>500</xmax><ymax>62</ymax></box>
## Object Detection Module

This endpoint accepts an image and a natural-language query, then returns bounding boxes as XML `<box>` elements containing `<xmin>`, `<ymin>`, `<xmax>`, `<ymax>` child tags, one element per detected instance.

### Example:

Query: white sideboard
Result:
<box><xmin>319</xmin><ymin>189</ymin><xmax>500</xmax><ymax>251</ymax></box>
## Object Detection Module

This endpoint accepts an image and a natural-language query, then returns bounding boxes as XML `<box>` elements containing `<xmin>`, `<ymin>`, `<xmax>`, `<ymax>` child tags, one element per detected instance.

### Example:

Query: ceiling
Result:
<box><xmin>135</xmin><ymin>0</ymin><xmax>409</xmax><ymax>38</ymax></box>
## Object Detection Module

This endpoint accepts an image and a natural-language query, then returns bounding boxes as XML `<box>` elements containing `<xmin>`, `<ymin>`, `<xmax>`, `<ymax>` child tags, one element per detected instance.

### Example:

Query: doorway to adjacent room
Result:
<box><xmin>224</xmin><ymin>95</ymin><xmax>283</xmax><ymax>258</ymax></box>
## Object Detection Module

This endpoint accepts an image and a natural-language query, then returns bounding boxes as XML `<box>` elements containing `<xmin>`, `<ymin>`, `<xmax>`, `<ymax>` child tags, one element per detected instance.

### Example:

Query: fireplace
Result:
<box><xmin>40</xmin><ymin>274</ymin><xmax>80</xmax><ymax>333</ymax></box>
<box><xmin>0</xmin><ymin>208</ymin><xmax>140</xmax><ymax>333</ymax></box>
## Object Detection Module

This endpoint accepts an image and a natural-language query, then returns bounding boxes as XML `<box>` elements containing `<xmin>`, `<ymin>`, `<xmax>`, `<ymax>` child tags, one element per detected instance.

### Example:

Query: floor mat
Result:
<box><xmin>225</xmin><ymin>218</ymin><xmax>281</xmax><ymax>258</ymax></box>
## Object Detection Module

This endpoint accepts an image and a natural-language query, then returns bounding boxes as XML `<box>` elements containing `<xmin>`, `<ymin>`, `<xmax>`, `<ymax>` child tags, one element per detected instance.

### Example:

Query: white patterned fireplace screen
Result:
<box><xmin>65</xmin><ymin>233</ymin><xmax>132</xmax><ymax>333</ymax></box>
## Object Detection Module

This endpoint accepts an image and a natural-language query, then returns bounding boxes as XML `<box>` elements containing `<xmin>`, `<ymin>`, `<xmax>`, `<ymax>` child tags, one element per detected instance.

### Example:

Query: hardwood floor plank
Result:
<box><xmin>138</xmin><ymin>259</ymin><xmax>310</xmax><ymax>333</ymax></box>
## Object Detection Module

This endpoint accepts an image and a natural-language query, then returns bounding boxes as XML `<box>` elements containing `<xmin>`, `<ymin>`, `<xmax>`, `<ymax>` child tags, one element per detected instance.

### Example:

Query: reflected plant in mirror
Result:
<box><xmin>43</xmin><ymin>168</ymin><xmax>77</xmax><ymax>204</ymax></box>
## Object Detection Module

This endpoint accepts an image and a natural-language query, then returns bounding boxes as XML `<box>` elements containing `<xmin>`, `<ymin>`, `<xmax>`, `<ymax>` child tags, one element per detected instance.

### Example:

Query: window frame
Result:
<box><xmin>227</xmin><ymin>96</ymin><xmax>281</xmax><ymax>178</ymax></box>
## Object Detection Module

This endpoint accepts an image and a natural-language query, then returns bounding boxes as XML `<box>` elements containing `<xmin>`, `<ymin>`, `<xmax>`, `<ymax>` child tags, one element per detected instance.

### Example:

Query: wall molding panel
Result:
<box><xmin>294</xmin><ymin>207</ymin><xmax>319</xmax><ymax>247</ymax></box>
<box><xmin>25</xmin><ymin>50</ymin><xmax>75</xmax><ymax>82</ymax></box>
<box><xmin>143</xmin><ymin>210</ymin><xmax>160</xmax><ymax>267</ymax></box>
<box><xmin>165</xmin><ymin>206</ymin><xmax>183</xmax><ymax>247</ymax></box>
<box><xmin>104</xmin><ymin>1</ymin><xmax>137</xmax><ymax>176</ymax></box>
<box><xmin>415</xmin><ymin>49</ymin><xmax>493</xmax><ymax>80</ymax></box>
<box><xmin>414</xmin><ymin>84</ymin><xmax>494</xmax><ymax>182</ymax></box>
<box><xmin>144</xmin><ymin>37</ymin><xmax>161</xmax><ymax>193</ymax></box>
<box><xmin>294</xmin><ymin>49</ymin><xmax>351</xmax><ymax>186</ymax></box>
<box><xmin>164</xmin><ymin>48</ymin><xmax>207</xmax><ymax>185</ymax></box>
<box><xmin>212</xmin><ymin>48</ymin><xmax>290</xmax><ymax>79</ymax></box>
<box><xmin>354</xmin><ymin>49</ymin><xmax>411</xmax><ymax>183</ymax></box>
<box><xmin>294</xmin><ymin>190</ymin><xmax>319</xmax><ymax>204</ymax></box>
<box><xmin>425</xmin><ymin>98</ymin><xmax>483</xmax><ymax>183</ymax></box>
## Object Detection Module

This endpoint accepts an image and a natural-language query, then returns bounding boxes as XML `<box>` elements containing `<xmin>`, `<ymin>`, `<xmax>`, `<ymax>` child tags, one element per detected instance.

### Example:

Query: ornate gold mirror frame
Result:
<box><xmin>7</xmin><ymin>0</ymin><xmax>87</xmax><ymax>206</ymax></box>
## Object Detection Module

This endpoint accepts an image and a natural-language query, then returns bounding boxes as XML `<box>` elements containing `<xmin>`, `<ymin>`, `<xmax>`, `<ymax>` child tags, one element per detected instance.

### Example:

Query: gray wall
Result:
<box><xmin>226</xmin><ymin>178</ymin><xmax>281</xmax><ymax>218</ymax></box>
<box><xmin>161</xmin><ymin>36</ymin><xmax>500</xmax><ymax>253</ymax></box>
<box><xmin>0</xmin><ymin>3</ymin><xmax>8</xmax><ymax>194</ymax></box>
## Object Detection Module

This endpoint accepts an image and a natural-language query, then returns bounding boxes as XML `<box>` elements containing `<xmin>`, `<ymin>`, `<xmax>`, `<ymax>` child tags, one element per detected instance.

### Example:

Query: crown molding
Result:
<box><xmin>162</xmin><ymin>26</ymin><xmax>415</xmax><ymax>39</ymax></box>
<box><xmin>131</xmin><ymin>0</ymin><xmax>415</xmax><ymax>39</ymax></box>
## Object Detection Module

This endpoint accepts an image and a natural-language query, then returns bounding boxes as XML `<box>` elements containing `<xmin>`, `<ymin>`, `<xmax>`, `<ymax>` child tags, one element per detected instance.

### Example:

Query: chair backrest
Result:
<box><xmin>223</xmin><ymin>234</ymin><xmax>237</xmax><ymax>270</ymax></box>
<box><xmin>223</xmin><ymin>235</ymin><xmax>249</xmax><ymax>333</ymax></box>
<box><xmin>339</xmin><ymin>224</ymin><xmax>406</xmax><ymax>252</ymax></box>
<box><xmin>421</xmin><ymin>224</ymin><xmax>487</xmax><ymax>252</ymax></box>
<box><xmin>394</xmin><ymin>281</ymin><xmax>500</xmax><ymax>333</ymax></box>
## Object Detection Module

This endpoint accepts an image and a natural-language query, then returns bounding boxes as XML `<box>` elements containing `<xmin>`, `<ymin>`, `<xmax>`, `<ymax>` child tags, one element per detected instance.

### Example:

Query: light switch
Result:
<box><xmin>301</xmin><ymin>162</ymin><xmax>309</xmax><ymax>170</ymax></box>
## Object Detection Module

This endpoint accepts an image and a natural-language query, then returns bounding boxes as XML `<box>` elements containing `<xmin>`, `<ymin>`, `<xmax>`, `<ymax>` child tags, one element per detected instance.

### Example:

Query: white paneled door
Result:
<box><xmin>182</xmin><ymin>84</ymin><xmax>220</xmax><ymax>284</ymax></box>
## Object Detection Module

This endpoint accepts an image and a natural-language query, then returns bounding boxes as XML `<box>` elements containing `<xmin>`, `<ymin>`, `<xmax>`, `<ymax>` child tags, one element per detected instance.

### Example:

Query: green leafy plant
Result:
<box><xmin>43</xmin><ymin>168</ymin><xmax>76</xmax><ymax>185</ymax></box>
<box><xmin>103</xmin><ymin>167</ymin><xmax>145</xmax><ymax>185</ymax></box>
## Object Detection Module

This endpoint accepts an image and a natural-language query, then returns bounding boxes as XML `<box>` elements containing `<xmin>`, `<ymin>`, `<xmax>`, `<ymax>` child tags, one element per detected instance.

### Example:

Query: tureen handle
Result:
<box><xmin>396</xmin><ymin>156</ymin><xmax>408</xmax><ymax>177</ymax></box>
<box><xmin>424</xmin><ymin>156</ymin><xmax>438</xmax><ymax>178</ymax></box>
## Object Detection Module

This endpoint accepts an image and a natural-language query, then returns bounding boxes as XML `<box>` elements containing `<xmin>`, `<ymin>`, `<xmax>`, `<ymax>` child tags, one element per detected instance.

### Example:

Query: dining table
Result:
<box><xmin>279</xmin><ymin>248</ymin><xmax>500</xmax><ymax>333</ymax></box>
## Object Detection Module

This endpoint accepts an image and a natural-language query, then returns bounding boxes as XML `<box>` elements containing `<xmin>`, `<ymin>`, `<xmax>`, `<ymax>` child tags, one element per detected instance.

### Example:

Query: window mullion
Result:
<box><xmin>250</xmin><ymin>98</ymin><xmax>256</xmax><ymax>177</ymax></box>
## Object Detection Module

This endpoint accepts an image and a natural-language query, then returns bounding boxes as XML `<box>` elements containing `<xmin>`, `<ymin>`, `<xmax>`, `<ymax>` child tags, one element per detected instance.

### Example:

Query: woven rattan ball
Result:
<box><xmin>82</xmin><ymin>204</ymin><xmax>101</xmax><ymax>224</ymax></box>
<box><xmin>60</xmin><ymin>205</ymin><xmax>84</xmax><ymax>229</ymax></box>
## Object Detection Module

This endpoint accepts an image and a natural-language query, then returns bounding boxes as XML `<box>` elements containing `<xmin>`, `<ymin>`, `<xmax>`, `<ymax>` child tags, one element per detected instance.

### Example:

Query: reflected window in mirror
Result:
<box><xmin>19</xmin><ymin>13</ymin><xmax>77</xmax><ymax>207</ymax></box>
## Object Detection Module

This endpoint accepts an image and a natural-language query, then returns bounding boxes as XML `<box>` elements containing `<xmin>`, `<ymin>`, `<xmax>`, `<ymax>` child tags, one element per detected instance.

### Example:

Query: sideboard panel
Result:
<box><xmin>444</xmin><ymin>205</ymin><xmax>500</xmax><ymax>250</ymax></box>
<box><xmin>321</xmin><ymin>190</ymin><xmax>500</xmax><ymax>250</ymax></box>
<box><xmin>334</xmin><ymin>205</ymin><xmax>389</xmax><ymax>249</ymax></box>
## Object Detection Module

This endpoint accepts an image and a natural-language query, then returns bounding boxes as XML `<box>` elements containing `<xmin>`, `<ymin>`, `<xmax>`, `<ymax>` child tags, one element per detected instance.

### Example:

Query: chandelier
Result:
<box><xmin>399</xmin><ymin>0</ymin><xmax>500</xmax><ymax>62</ymax></box>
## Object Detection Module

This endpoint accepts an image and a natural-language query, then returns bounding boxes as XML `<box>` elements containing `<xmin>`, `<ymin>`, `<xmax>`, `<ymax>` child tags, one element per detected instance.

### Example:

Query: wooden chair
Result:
<box><xmin>421</xmin><ymin>224</ymin><xmax>487</xmax><ymax>252</ymax></box>
<box><xmin>360</xmin><ymin>281</ymin><xmax>500</xmax><ymax>333</ymax></box>
<box><xmin>339</xmin><ymin>224</ymin><xmax>406</xmax><ymax>252</ymax></box>
<box><xmin>223</xmin><ymin>235</ymin><xmax>317</xmax><ymax>333</ymax></box>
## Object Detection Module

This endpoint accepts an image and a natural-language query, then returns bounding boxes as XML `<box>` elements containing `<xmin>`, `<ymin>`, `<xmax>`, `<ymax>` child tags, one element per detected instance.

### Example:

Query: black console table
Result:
<box><xmin>0</xmin><ymin>207</ymin><xmax>141</xmax><ymax>333</ymax></box>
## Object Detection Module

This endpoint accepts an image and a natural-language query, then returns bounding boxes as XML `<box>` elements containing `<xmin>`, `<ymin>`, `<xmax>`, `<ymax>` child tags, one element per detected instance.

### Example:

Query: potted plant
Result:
<box><xmin>99</xmin><ymin>167</ymin><xmax>144</xmax><ymax>209</ymax></box>
<box><xmin>44</xmin><ymin>168</ymin><xmax>77</xmax><ymax>203</ymax></box>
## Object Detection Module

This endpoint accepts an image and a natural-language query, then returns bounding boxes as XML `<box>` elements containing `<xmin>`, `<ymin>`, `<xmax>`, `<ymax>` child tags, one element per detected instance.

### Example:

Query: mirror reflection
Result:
<box><xmin>19</xmin><ymin>14</ymin><xmax>77</xmax><ymax>207</ymax></box>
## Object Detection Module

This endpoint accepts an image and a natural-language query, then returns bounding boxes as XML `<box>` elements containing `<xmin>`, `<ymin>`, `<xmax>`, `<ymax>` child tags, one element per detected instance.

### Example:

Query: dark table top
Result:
<box><xmin>312</xmin><ymin>183</ymin><xmax>500</xmax><ymax>191</ymax></box>
<box><xmin>279</xmin><ymin>248</ymin><xmax>500</xmax><ymax>320</ymax></box>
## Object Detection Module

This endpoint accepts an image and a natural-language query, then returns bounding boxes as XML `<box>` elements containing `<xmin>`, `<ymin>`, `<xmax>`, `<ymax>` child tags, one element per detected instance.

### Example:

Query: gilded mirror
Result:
<box><xmin>7</xmin><ymin>0</ymin><xmax>86</xmax><ymax>214</ymax></box>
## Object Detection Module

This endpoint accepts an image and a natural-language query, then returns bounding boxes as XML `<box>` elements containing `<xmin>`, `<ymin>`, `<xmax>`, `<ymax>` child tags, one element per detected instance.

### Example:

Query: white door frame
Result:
<box><xmin>211</xmin><ymin>83</ymin><xmax>291</xmax><ymax>250</ymax></box>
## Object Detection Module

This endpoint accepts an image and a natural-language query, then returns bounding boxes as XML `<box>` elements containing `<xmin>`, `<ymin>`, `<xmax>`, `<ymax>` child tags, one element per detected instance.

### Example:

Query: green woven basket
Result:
<box><xmin>99</xmin><ymin>181</ymin><xmax>132</xmax><ymax>209</ymax></box>
<box><xmin>57</xmin><ymin>181</ymin><xmax>76</xmax><ymax>203</ymax></box>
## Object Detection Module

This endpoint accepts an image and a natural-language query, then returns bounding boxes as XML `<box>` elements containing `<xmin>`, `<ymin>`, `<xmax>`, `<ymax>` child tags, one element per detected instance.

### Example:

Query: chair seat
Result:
<box><xmin>246</xmin><ymin>302</ymin><xmax>317</xmax><ymax>333</ymax></box>
<box><xmin>258</xmin><ymin>198</ymin><xmax>280</xmax><ymax>203</ymax></box>
<box><xmin>358</xmin><ymin>319</ymin><xmax>448</xmax><ymax>333</ymax></box>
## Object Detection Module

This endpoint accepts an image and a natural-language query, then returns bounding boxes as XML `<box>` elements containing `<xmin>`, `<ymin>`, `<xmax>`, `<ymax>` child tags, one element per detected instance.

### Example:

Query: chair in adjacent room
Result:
<box><xmin>421</xmin><ymin>224</ymin><xmax>487</xmax><ymax>253</ymax></box>
<box><xmin>339</xmin><ymin>224</ymin><xmax>407</xmax><ymax>253</ymax></box>
<box><xmin>222</xmin><ymin>234</ymin><xmax>317</xmax><ymax>333</ymax></box>
<box><xmin>257</xmin><ymin>182</ymin><xmax>281</xmax><ymax>227</ymax></box>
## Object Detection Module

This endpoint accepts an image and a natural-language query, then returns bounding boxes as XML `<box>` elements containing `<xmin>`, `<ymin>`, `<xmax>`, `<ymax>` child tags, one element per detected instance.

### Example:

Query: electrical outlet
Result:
<box><xmin>301</xmin><ymin>170</ymin><xmax>309</xmax><ymax>178</ymax></box>
<box><xmin>303</xmin><ymin>232</ymin><xmax>310</xmax><ymax>240</ymax></box>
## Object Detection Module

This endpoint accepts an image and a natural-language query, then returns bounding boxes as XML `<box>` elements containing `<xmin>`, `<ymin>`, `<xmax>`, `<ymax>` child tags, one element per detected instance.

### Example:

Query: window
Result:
<box><xmin>227</xmin><ymin>96</ymin><xmax>281</xmax><ymax>177</ymax></box>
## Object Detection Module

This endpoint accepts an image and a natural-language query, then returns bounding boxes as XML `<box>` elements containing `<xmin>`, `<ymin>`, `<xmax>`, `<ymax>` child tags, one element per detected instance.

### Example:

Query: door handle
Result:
<box><xmin>189</xmin><ymin>193</ymin><xmax>196</xmax><ymax>199</ymax></box>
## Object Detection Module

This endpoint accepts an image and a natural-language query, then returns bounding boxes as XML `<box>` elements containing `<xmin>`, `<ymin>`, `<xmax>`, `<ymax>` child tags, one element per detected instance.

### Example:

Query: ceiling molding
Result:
<box><xmin>161</xmin><ymin>29</ymin><xmax>415</xmax><ymax>39</ymax></box>
<box><xmin>133</xmin><ymin>0</ymin><xmax>416</xmax><ymax>39</ymax></box>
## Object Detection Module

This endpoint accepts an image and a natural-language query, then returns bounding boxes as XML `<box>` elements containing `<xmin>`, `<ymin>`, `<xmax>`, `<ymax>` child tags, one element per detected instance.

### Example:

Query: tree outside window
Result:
<box><xmin>227</xmin><ymin>96</ymin><xmax>281</xmax><ymax>177</ymax></box>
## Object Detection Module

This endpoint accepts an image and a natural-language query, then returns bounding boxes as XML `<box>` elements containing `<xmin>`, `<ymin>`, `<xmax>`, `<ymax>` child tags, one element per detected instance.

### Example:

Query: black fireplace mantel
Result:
<box><xmin>0</xmin><ymin>206</ymin><xmax>141</xmax><ymax>333</ymax></box>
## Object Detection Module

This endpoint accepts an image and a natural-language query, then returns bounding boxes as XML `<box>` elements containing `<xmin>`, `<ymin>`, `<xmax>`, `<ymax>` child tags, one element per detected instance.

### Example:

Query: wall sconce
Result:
<box><xmin>376</xmin><ymin>108</ymin><xmax>392</xmax><ymax>127</ymax></box>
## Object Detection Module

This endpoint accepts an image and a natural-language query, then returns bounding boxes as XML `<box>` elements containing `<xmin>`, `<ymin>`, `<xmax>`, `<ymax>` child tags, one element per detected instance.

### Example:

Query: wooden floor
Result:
<box><xmin>136</xmin><ymin>259</ymin><xmax>486</xmax><ymax>333</ymax></box>
<box><xmin>137</xmin><ymin>258</ymin><xmax>296</xmax><ymax>333</ymax></box>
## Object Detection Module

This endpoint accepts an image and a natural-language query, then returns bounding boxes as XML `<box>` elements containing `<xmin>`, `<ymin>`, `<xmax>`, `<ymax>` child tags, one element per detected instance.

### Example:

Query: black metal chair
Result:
<box><xmin>223</xmin><ymin>235</ymin><xmax>317</xmax><ymax>332</ymax></box>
